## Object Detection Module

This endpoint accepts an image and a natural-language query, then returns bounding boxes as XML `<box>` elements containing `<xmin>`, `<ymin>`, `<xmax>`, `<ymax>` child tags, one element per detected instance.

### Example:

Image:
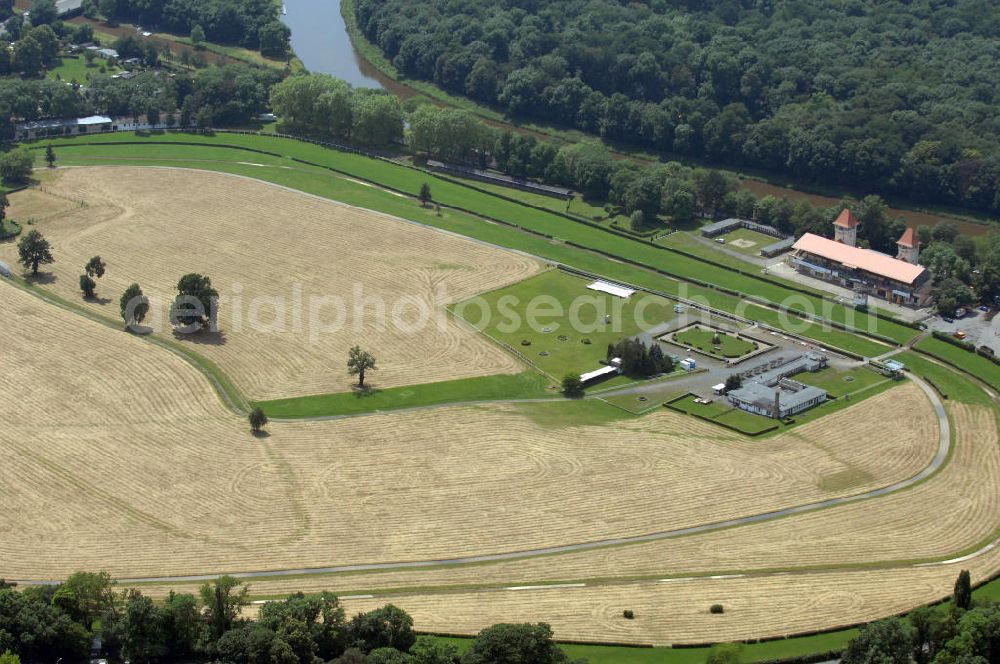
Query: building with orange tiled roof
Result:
<box><xmin>787</xmin><ymin>212</ymin><xmax>932</xmax><ymax>307</ymax></box>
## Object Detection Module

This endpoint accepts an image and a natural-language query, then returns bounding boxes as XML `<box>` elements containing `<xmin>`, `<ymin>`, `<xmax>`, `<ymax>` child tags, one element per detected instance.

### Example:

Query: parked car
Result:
<box><xmin>954</xmin><ymin>330</ymin><xmax>967</xmax><ymax>340</ymax></box>
<box><xmin>979</xmin><ymin>305</ymin><xmax>990</xmax><ymax>313</ymax></box>
<box><xmin>955</xmin><ymin>307</ymin><xmax>967</xmax><ymax>318</ymax></box>
<box><xmin>942</xmin><ymin>316</ymin><xmax>954</xmax><ymax>324</ymax></box>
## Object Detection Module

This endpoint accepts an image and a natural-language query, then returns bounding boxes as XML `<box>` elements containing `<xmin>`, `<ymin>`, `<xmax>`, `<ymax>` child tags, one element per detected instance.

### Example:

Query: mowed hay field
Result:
<box><xmin>321</xmin><ymin>556</ymin><xmax>997</xmax><ymax>645</ymax></box>
<box><xmin>1</xmin><ymin>281</ymin><xmax>941</xmax><ymax>581</ymax></box>
<box><xmin>0</xmin><ymin>167</ymin><xmax>543</xmax><ymax>400</ymax></box>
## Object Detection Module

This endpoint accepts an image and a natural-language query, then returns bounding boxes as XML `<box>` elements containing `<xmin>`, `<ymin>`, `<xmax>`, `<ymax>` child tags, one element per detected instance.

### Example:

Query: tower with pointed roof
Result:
<box><xmin>833</xmin><ymin>209</ymin><xmax>859</xmax><ymax>247</ymax></box>
<box><xmin>896</xmin><ymin>227</ymin><xmax>920</xmax><ymax>264</ymax></box>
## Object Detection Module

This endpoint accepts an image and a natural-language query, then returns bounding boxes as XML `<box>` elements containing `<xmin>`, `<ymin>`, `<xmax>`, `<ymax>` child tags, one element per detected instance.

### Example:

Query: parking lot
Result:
<box><xmin>925</xmin><ymin>307</ymin><xmax>999</xmax><ymax>354</ymax></box>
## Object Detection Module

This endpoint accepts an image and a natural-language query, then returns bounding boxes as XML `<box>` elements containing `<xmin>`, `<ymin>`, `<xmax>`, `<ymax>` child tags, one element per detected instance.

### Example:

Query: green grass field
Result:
<box><xmin>453</xmin><ymin>269</ymin><xmax>675</xmax><ymax>379</ymax></box>
<box><xmin>791</xmin><ymin>365</ymin><xmax>890</xmax><ymax>398</ymax></box>
<box><xmin>719</xmin><ymin>227</ymin><xmax>777</xmax><ymax>256</ymax></box>
<box><xmin>913</xmin><ymin>337</ymin><xmax>1000</xmax><ymax>391</ymax></box>
<box><xmin>671</xmin><ymin>325</ymin><xmax>759</xmax><ymax>359</ymax></box>
<box><xmin>255</xmin><ymin>371</ymin><xmax>555</xmax><ymax>419</ymax></box>
<box><xmin>35</xmin><ymin>132</ymin><xmax>921</xmax><ymax>349</ymax></box>
<box><xmin>427</xmin><ymin>633</ymin><xmax>854</xmax><ymax>664</ymax></box>
<box><xmin>46</xmin><ymin>56</ymin><xmax>107</xmax><ymax>82</ymax></box>
<box><xmin>895</xmin><ymin>351</ymin><xmax>994</xmax><ymax>405</ymax></box>
<box><xmin>668</xmin><ymin>394</ymin><xmax>777</xmax><ymax>435</ymax></box>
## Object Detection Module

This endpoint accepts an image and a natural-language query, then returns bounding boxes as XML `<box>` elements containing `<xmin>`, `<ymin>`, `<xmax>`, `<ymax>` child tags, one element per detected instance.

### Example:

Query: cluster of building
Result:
<box><xmin>726</xmin><ymin>353</ymin><xmax>829</xmax><ymax>419</ymax></box>
<box><xmin>788</xmin><ymin>210</ymin><xmax>931</xmax><ymax>307</ymax></box>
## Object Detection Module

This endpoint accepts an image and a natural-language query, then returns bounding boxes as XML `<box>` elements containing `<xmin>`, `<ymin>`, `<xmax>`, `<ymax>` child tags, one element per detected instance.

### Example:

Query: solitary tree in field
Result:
<box><xmin>249</xmin><ymin>407</ymin><xmax>268</xmax><ymax>434</ymax></box>
<box><xmin>119</xmin><ymin>282</ymin><xmax>149</xmax><ymax>328</ymax></box>
<box><xmin>85</xmin><ymin>255</ymin><xmax>105</xmax><ymax>279</ymax></box>
<box><xmin>954</xmin><ymin>569</ymin><xmax>972</xmax><ymax>610</ymax></box>
<box><xmin>419</xmin><ymin>182</ymin><xmax>432</xmax><ymax>207</ymax></box>
<box><xmin>45</xmin><ymin>144</ymin><xmax>55</xmax><ymax>167</ymax></box>
<box><xmin>17</xmin><ymin>229</ymin><xmax>53</xmax><ymax>275</ymax></box>
<box><xmin>171</xmin><ymin>273</ymin><xmax>219</xmax><ymax>331</ymax></box>
<box><xmin>79</xmin><ymin>273</ymin><xmax>96</xmax><ymax>298</ymax></box>
<box><xmin>561</xmin><ymin>373</ymin><xmax>584</xmax><ymax>397</ymax></box>
<box><xmin>347</xmin><ymin>345</ymin><xmax>377</xmax><ymax>388</ymax></box>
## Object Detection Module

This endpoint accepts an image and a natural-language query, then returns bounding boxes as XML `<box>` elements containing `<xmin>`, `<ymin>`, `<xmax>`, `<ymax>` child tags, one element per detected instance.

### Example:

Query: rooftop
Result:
<box><xmin>729</xmin><ymin>380</ymin><xmax>827</xmax><ymax>413</ymax></box>
<box><xmin>833</xmin><ymin>209</ymin><xmax>859</xmax><ymax>229</ymax></box>
<box><xmin>792</xmin><ymin>233</ymin><xmax>927</xmax><ymax>285</ymax></box>
<box><xmin>897</xmin><ymin>227</ymin><xmax>918</xmax><ymax>248</ymax></box>
<box><xmin>15</xmin><ymin>115</ymin><xmax>113</xmax><ymax>131</ymax></box>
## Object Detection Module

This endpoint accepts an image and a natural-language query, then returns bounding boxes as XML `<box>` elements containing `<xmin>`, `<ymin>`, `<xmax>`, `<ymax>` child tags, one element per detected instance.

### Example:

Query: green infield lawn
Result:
<box><xmin>791</xmin><ymin>364</ymin><xmax>890</xmax><ymax>398</ymax></box>
<box><xmin>669</xmin><ymin>393</ymin><xmax>777</xmax><ymax>435</ymax></box>
<box><xmin>453</xmin><ymin>269</ymin><xmax>676</xmax><ymax>379</ymax></box>
<box><xmin>255</xmin><ymin>371</ymin><xmax>555</xmax><ymax>419</ymax></box>
<box><xmin>671</xmin><ymin>324</ymin><xmax>759</xmax><ymax>359</ymax></box>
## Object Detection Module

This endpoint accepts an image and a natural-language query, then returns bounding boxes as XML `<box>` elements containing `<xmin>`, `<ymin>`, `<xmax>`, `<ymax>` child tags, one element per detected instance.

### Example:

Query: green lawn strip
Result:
<box><xmin>37</xmin><ymin>132</ymin><xmax>917</xmax><ymax>345</ymax></box>
<box><xmin>658</xmin><ymin>231</ymin><xmax>757</xmax><ymax>270</ymax></box>
<box><xmin>894</xmin><ymin>351</ymin><xmax>994</xmax><ymax>406</ymax></box>
<box><xmin>255</xmin><ymin>371</ymin><xmax>555</xmax><ymax>419</ymax></box>
<box><xmin>2</xmin><ymin>277</ymin><xmax>248</xmax><ymax>413</ymax></box>
<box><xmin>46</xmin><ymin>143</ymin><xmax>894</xmax><ymax>359</ymax></box>
<box><xmin>509</xmin><ymin>398</ymin><xmax>635</xmax><ymax>428</ymax></box>
<box><xmin>913</xmin><ymin>337</ymin><xmax>1000</xmax><ymax>391</ymax></box>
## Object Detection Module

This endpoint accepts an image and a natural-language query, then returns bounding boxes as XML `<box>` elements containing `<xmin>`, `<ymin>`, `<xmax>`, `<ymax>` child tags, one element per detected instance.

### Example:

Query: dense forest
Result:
<box><xmin>353</xmin><ymin>0</ymin><xmax>1000</xmax><ymax>214</ymax></box>
<box><xmin>79</xmin><ymin>0</ymin><xmax>289</xmax><ymax>54</ymax></box>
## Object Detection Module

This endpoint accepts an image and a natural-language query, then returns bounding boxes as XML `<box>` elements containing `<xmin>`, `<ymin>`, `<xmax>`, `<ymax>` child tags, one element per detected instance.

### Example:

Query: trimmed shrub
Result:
<box><xmin>623</xmin><ymin>609</ymin><xmax>635</xmax><ymax>619</ymax></box>
<box><xmin>710</xmin><ymin>604</ymin><xmax>725</xmax><ymax>614</ymax></box>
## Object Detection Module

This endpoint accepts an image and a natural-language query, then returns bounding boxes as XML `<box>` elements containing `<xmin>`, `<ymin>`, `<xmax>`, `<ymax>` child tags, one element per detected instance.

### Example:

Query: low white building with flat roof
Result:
<box><xmin>15</xmin><ymin>115</ymin><xmax>113</xmax><ymax>140</ymax></box>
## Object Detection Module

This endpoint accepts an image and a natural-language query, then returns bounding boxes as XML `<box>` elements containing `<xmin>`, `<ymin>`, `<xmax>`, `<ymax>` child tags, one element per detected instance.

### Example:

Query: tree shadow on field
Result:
<box><xmin>83</xmin><ymin>294</ymin><xmax>112</xmax><ymax>306</ymax></box>
<box><xmin>25</xmin><ymin>272</ymin><xmax>56</xmax><ymax>285</ymax></box>
<box><xmin>251</xmin><ymin>430</ymin><xmax>271</xmax><ymax>439</ymax></box>
<box><xmin>172</xmin><ymin>327</ymin><xmax>228</xmax><ymax>346</ymax></box>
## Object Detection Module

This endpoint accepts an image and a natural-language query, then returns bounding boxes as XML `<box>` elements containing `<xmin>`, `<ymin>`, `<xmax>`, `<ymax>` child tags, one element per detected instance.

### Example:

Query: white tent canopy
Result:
<box><xmin>587</xmin><ymin>280</ymin><xmax>635</xmax><ymax>299</ymax></box>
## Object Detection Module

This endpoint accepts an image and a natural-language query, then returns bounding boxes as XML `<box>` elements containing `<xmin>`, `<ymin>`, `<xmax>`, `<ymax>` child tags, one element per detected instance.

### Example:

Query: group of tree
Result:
<box><xmin>79</xmin><ymin>0</ymin><xmax>289</xmax><ymax>57</ymax></box>
<box><xmin>607</xmin><ymin>338</ymin><xmax>673</xmax><ymax>377</ymax></box>
<box><xmin>354</xmin><ymin>0</ymin><xmax>1000</xmax><ymax>216</ymax></box>
<box><xmin>837</xmin><ymin>570</ymin><xmax>999</xmax><ymax>664</ymax></box>
<box><xmin>0</xmin><ymin>573</ymin><xmax>580</xmax><ymax>664</ymax></box>
<box><xmin>0</xmin><ymin>58</ymin><xmax>280</xmax><ymax>140</ymax></box>
<box><xmin>78</xmin><ymin>255</ymin><xmax>105</xmax><ymax>298</ymax></box>
<box><xmin>268</xmin><ymin>74</ymin><xmax>406</xmax><ymax>148</ymax></box>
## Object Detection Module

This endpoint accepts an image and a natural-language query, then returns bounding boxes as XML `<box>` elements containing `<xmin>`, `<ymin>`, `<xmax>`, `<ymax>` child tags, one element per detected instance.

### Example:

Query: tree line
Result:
<box><xmin>353</xmin><ymin>0</ymin><xmax>1000</xmax><ymax>216</ymax></box>
<box><xmin>0</xmin><ymin>573</ymin><xmax>580</xmax><ymax>664</ymax></box>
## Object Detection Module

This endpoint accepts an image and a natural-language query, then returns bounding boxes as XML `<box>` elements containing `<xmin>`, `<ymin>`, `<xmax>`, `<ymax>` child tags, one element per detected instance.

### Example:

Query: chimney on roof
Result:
<box><xmin>896</xmin><ymin>227</ymin><xmax>920</xmax><ymax>264</ymax></box>
<box><xmin>772</xmin><ymin>390</ymin><xmax>781</xmax><ymax>419</ymax></box>
<box><xmin>833</xmin><ymin>209</ymin><xmax>858</xmax><ymax>247</ymax></box>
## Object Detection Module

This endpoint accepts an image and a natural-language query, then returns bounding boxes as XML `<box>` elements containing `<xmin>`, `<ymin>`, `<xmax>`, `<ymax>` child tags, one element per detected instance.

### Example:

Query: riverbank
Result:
<box><xmin>337</xmin><ymin>0</ymin><xmax>998</xmax><ymax>237</ymax></box>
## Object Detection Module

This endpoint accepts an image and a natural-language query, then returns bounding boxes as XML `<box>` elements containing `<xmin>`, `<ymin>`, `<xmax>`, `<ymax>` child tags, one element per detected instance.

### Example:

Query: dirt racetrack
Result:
<box><xmin>0</xmin><ymin>280</ymin><xmax>941</xmax><ymax>583</ymax></box>
<box><xmin>1</xmin><ymin>167</ymin><xmax>543</xmax><ymax>400</ymax></box>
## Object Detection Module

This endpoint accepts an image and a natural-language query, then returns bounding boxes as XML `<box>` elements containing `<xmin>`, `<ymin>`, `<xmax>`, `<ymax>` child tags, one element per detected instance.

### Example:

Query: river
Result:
<box><xmin>281</xmin><ymin>0</ymin><xmax>385</xmax><ymax>88</ymax></box>
<box><xmin>284</xmin><ymin>0</ymin><xmax>994</xmax><ymax>236</ymax></box>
